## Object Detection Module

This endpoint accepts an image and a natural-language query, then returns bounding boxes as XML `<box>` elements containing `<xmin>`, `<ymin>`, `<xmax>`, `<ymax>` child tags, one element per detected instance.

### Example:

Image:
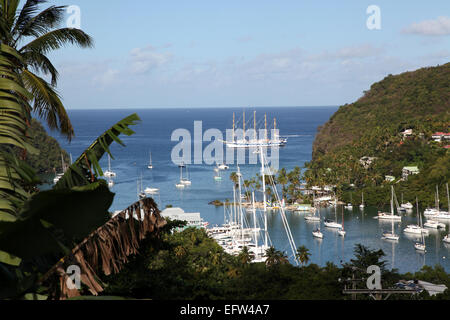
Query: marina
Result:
<box><xmin>51</xmin><ymin>107</ymin><xmax>450</xmax><ymax>274</ymax></box>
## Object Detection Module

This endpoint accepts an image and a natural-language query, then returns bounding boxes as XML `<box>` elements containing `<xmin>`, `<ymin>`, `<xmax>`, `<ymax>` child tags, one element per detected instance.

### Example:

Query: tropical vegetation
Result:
<box><xmin>303</xmin><ymin>63</ymin><xmax>450</xmax><ymax>207</ymax></box>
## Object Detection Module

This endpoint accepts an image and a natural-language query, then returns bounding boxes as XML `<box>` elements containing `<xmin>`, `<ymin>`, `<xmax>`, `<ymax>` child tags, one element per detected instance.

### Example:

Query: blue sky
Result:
<box><xmin>40</xmin><ymin>1</ymin><xmax>450</xmax><ymax>109</ymax></box>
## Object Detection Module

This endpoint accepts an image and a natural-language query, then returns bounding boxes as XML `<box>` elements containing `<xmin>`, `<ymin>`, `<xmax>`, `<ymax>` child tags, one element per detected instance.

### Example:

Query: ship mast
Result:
<box><xmin>232</xmin><ymin>112</ymin><xmax>235</xmax><ymax>142</ymax></box>
<box><xmin>253</xmin><ymin>110</ymin><xmax>257</xmax><ymax>141</ymax></box>
<box><xmin>264</xmin><ymin>113</ymin><xmax>268</xmax><ymax>142</ymax></box>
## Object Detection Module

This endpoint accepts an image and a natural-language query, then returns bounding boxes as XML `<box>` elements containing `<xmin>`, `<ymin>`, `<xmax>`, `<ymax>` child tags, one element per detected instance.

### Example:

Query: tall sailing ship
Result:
<box><xmin>223</xmin><ymin>111</ymin><xmax>287</xmax><ymax>148</ymax></box>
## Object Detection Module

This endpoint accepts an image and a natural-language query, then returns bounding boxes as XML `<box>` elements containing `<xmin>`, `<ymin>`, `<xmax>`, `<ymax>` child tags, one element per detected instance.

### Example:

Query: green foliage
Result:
<box><xmin>22</xmin><ymin>119</ymin><xmax>69</xmax><ymax>174</ymax></box>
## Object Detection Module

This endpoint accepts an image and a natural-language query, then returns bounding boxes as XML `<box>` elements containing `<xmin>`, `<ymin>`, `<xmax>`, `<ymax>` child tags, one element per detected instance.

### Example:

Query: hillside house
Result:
<box><xmin>402</xmin><ymin>166</ymin><xmax>420</xmax><ymax>180</ymax></box>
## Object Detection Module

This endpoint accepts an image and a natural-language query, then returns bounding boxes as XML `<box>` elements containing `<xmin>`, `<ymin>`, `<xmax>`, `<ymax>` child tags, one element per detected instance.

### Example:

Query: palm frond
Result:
<box><xmin>21</xmin><ymin>69</ymin><xmax>73</xmax><ymax>139</ymax></box>
<box><xmin>19</xmin><ymin>27</ymin><xmax>93</xmax><ymax>55</ymax></box>
<box><xmin>22</xmin><ymin>50</ymin><xmax>58</xmax><ymax>85</ymax></box>
<box><xmin>13</xmin><ymin>4</ymin><xmax>66</xmax><ymax>43</ymax></box>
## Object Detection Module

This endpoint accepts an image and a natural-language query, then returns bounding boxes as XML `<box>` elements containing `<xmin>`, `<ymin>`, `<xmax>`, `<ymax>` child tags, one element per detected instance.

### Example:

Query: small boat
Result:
<box><xmin>378</xmin><ymin>186</ymin><xmax>402</xmax><ymax>221</ymax></box>
<box><xmin>217</xmin><ymin>163</ymin><xmax>229</xmax><ymax>170</ymax></box>
<box><xmin>382</xmin><ymin>232</ymin><xmax>399</xmax><ymax>241</ymax></box>
<box><xmin>441</xmin><ymin>183</ymin><xmax>450</xmax><ymax>244</ymax></box>
<box><xmin>359</xmin><ymin>192</ymin><xmax>365</xmax><ymax>209</ymax></box>
<box><xmin>414</xmin><ymin>243</ymin><xmax>426</xmax><ymax>252</ymax></box>
<box><xmin>53</xmin><ymin>173</ymin><xmax>64</xmax><ymax>185</ymax></box>
<box><xmin>53</xmin><ymin>153</ymin><xmax>67</xmax><ymax>184</ymax></box>
<box><xmin>305</xmin><ymin>215</ymin><xmax>320</xmax><ymax>222</ymax></box>
<box><xmin>312</xmin><ymin>228</ymin><xmax>323</xmax><ymax>239</ymax></box>
<box><xmin>214</xmin><ymin>167</ymin><xmax>222</xmax><ymax>181</ymax></box>
<box><xmin>108</xmin><ymin>179</ymin><xmax>114</xmax><ymax>188</ymax></box>
<box><xmin>147</xmin><ymin>152</ymin><xmax>153</xmax><ymax>169</ymax></box>
<box><xmin>176</xmin><ymin>163</ymin><xmax>191</xmax><ymax>187</ymax></box>
<box><xmin>338</xmin><ymin>206</ymin><xmax>346</xmax><ymax>237</ymax></box>
<box><xmin>404</xmin><ymin>225</ymin><xmax>429</xmax><ymax>235</ymax></box>
<box><xmin>401</xmin><ymin>202</ymin><xmax>413</xmax><ymax>210</ymax></box>
<box><xmin>324</xmin><ymin>219</ymin><xmax>342</xmax><ymax>229</ymax></box>
<box><xmin>104</xmin><ymin>154</ymin><xmax>116</xmax><ymax>178</ymax></box>
<box><xmin>423</xmin><ymin>219</ymin><xmax>446</xmax><ymax>229</ymax></box>
<box><xmin>144</xmin><ymin>187</ymin><xmax>159</xmax><ymax>194</ymax></box>
<box><xmin>414</xmin><ymin>198</ymin><xmax>426</xmax><ymax>253</ymax></box>
<box><xmin>345</xmin><ymin>203</ymin><xmax>353</xmax><ymax>209</ymax></box>
<box><xmin>443</xmin><ymin>235</ymin><xmax>450</xmax><ymax>244</ymax></box>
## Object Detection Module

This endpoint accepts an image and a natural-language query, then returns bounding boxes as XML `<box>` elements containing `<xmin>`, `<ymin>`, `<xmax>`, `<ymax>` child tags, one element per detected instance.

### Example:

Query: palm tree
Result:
<box><xmin>295</xmin><ymin>245</ymin><xmax>311</xmax><ymax>266</ymax></box>
<box><xmin>264</xmin><ymin>246</ymin><xmax>288</xmax><ymax>267</ymax></box>
<box><xmin>0</xmin><ymin>0</ymin><xmax>93</xmax><ymax>141</ymax></box>
<box><xmin>229</xmin><ymin>171</ymin><xmax>239</xmax><ymax>187</ymax></box>
<box><xmin>238</xmin><ymin>246</ymin><xmax>254</xmax><ymax>265</ymax></box>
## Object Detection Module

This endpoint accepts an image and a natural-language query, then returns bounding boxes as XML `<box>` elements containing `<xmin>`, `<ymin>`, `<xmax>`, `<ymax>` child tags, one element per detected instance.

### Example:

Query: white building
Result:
<box><xmin>160</xmin><ymin>207</ymin><xmax>207</xmax><ymax>229</ymax></box>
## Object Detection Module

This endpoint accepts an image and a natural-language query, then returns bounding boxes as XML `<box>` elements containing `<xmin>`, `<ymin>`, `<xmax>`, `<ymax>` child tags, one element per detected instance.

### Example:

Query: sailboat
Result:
<box><xmin>214</xmin><ymin>166</ymin><xmax>222</xmax><ymax>181</ymax></box>
<box><xmin>324</xmin><ymin>197</ymin><xmax>342</xmax><ymax>229</ymax></box>
<box><xmin>424</xmin><ymin>185</ymin><xmax>449</xmax><ymax>218</ymax></box>
<box><xmin>175</xmin><ymin>164</ymin><xmax>186</xmax><ymax>189</ymax></box>
<box><xmin>345</xmin><ymin>193</ymin><xmax>353</xmax><ymax>209</ymax></box>
<box><xmin>147</xmin><ymin>152</ymin><xmax>153</xmax><ymax>169</ymax></box>
<box><xmin>53</xmin><ymin>153</ymin><xmax>66</xmax><ymax>184</ymax></box>
<box><xmin>137</xmin><ymin>177</ymin><xmax>146</xmax><ymax>200</ymax></box>
<box><xmin>359</xmin><ymin>192</ymin><xmax>365</xmax><ymax>209</ymax></box>
<box><xmin>305</xmin><ymin>204</ymin><xmax>321</xmax><ymax>222</ymax></box>
<box><xmin>104</xmin><ymin>154</ymin><xmax>116</xmax><ymax>178</ymax></box>
<box><xmin>378</xmin><ymin>186</ymin><xmax>402</xmax><ymax>220</ymax></box>
<box><xmin>442</xmin><ymin>184</ymin><xmax>450</xmax><ymax>243</ymax></box>
<box><xmin>312</xmin><ymin>207</ymin><xmax>323</xmax><ymax>238</ymax></box>
<box><xmin>144</xmin><ymin>186</ymin><xmax>159</xmax><ymax>195</ymax></box>
<box><xmin>338</xmin><ymin>205</ymin><xmax>346</xmax><ymax>237</ymax></box>
<box><xmin>180</xmin><ymin>163</ymin><xmax>192</xmax><ymax>185</ymax></box>
<box><xmin>404</xmin><ymin>200</ymin><xmax>429</xmax><ymax>236</ymax></box>
<box><xmin>414</xmin><ymin>198</ymin><xmax>426</xmax><ymax>252</ymax></box>
<box><xmin>381</xmin><ymin>188</ymin><xmax>400</xmax><ymax>241</ymax></box>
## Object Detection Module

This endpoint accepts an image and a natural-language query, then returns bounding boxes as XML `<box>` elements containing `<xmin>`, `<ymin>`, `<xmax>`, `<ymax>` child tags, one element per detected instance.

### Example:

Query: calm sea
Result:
<box><xmin>47</xmin><ymin>107</ymin><xmax>450</xmax><ymax>273</ymax></box>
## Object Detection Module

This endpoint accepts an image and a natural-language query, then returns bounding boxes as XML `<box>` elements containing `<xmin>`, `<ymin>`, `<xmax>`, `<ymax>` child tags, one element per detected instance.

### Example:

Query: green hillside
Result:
<box><xmin>26</xmin><ymin>119</ymin><xmax>69</xmax><ymax>175</ymax></box>
<box><xmin>305</xmin><ymin>63</ymin><xmax>450</xmax><ymax>207</ymax></box>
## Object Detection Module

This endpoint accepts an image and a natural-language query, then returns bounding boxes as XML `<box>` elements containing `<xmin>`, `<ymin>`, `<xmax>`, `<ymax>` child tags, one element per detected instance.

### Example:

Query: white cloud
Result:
<box><xmin>129</xmin><ymin>45</ymin><xmax>172</xmax><ymax>74</ymax></box>
<box><xmin>403</xmin><ymin>16</ymin><xmax>450</xmax><ymax>36</ymax></box>
<box><xmin>93</xmin><ymin>68</ymin><xmax>120</xmax><ymax>87</ymax></box>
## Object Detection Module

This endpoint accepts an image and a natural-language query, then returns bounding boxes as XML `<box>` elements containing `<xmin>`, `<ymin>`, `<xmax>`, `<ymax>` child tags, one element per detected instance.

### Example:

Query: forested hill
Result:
<box><xmin>305</xmin><ymin>63</ymin><xmax>450</xmax><ymax>207</ymax></box>
<box><xmin>27</xmin><ymin>119</ymin><xmax>69</xmax><ymax>174</ymax></box>
<box><xmin>313</xmin><ymin>63</ymin><xmax>449</xmax><ymax>159</ymax></box>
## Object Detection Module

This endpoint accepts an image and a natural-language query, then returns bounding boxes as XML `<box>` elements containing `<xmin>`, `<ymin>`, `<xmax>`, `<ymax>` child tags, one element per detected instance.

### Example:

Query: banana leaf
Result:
<box><xmin>0</xmin><ymin>181</ymin><xmax>113</xmax><ymax>261</ymax></box>
<box><xmin>54</xmin><ymin>113</ymin><xmax>140</xmax><ymax>189</ymax></box>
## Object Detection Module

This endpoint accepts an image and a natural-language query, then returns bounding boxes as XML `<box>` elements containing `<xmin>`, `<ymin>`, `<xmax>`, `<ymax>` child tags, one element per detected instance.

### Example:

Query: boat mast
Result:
<box><xmin>264</xmin><ymin>113</ymin><xmax>268</xmax><ymax>142</ymax></box>
<box><xmin>252</xmin><ymin>191</ymin><xmax>258</xmax><ymax>249</ymax></box>
<box><xmin>232</xmin><ymin>112</ymin><xmax>235</xmax><ymax>143</ymax></box>
<box><xmin>237</xmin><ymin>166</ymin><xmax>243</xmax><ymax>241</ymax></box>
<box><xmin>243</xmin><ymin>112</ymin><xmax>246</xmax><ymax>135</ymax></box>
<box><xmin>447</xmin><ymin>183</ymin><xmax>450</xmax><ymax>214</ymax></box>
<box><xmin>436</xmin><ymin>185</ymin><xmax>440</xmax><ymax>210</ymax></box>
<box><xmin>232</xmin><ymin>185</ymin><xmax>236</xmax><ymax>225</ymax></box>
<box><xmin>253</xmin><ymin>110</ymin><xmax>257</xmax><ymax>141</ymax></box>
<box><xmin>259</xmin><ymin>145</ymin><xmax>268</xmax><ymax>248</ymax></box>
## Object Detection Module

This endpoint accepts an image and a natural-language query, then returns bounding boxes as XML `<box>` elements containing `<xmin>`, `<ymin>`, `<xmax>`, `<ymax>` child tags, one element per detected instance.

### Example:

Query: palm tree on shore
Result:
<box><xmin>1</xmin><ymin>0</ymin><xmax>93</xmax><ymax>141</ymax></box>
<box><xmin>296</xmin><ymin>245</ymin><xmax>311</xmax><ymax>266</ymax></box>
<box><xmin>264</xmin><ymin>246</ymin><xmax>288</xmax><ymax>267</ymax></box>
<box><xmin>238</xmin><ymin>246</ymin><xmax>254</xmax><ymax>265</ymax></box>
